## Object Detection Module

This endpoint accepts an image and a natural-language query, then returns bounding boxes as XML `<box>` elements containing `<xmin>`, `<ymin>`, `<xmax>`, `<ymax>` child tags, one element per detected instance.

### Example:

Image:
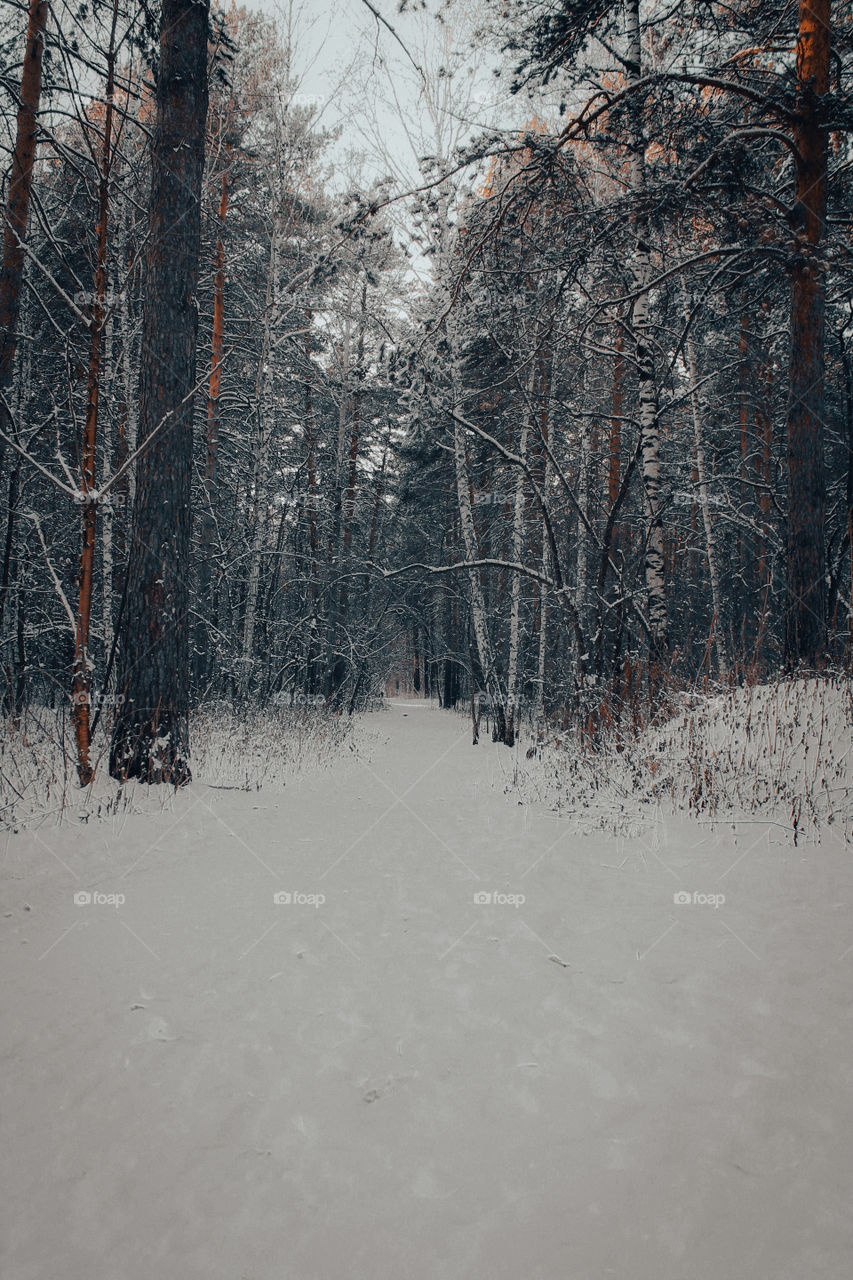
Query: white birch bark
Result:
<box><xmin>322</xmin><ymin>276</ymin><xmax>356</xmax><ymax>689</ymax></box>
<box><xmin>452</xmin><ymin>393</ymin><xmax>498</xmax><ymax>698</ymax></box>
<box><xmin>683</xmin><ymin>294</ymin><xmax>730</xmax><ymax>680</ymax></box>
<box><xmin>626</xmin><ymin>0</ymin><xmax>667</xmax><ymax>662</ymax></box>
<box><xmin>435</xmin><ymin>184</ymin><xmax>503</xmax><ymax>716</ymax></box>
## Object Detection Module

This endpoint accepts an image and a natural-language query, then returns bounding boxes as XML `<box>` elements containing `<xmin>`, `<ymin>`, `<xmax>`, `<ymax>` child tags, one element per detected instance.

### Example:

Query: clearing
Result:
<box><xmin>2</xmin><ymin>700</ymin><xmax>852</xmax><ymax>1279</ymax></box>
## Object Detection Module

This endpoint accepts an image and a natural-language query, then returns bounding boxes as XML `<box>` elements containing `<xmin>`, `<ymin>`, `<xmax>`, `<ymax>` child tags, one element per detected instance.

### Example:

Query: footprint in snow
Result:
<box><xmin>361</xmin><ymin>1071</ymin><xmax>417</xmax><ymax>1103</ymax></box>
<box><xmin>132</xmin><ymin>1016</ymin><xmax>177</xmax><ymax>1043</ymax></box>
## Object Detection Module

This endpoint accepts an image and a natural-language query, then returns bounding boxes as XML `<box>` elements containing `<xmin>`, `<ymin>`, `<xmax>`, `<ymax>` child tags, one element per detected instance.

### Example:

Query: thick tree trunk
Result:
<box><xmin>109</xmin><ymin>0</ymin><xmax>210</xmax><ymax>784</ymax></box>
<box><xmin>784</xmin><ymin>0</ymin><xmax>830</xmax><ymax>667</ymax></box>
<box><xmin>0</xmin><ymin>0</ymin><xmax>47</xmax><ymax>484</ymax></box>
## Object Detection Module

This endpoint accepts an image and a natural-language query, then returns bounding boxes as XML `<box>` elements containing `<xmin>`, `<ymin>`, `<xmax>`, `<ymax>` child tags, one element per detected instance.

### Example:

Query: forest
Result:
<box><xmin>5</xmin><ymin>5</ymin><xmax>853</xmax><ymax>1276</ymax></box>
<box><xmin>0</xmin><ymin>0</ymin><xmax>851</xmax><ymax>784</ymax></box>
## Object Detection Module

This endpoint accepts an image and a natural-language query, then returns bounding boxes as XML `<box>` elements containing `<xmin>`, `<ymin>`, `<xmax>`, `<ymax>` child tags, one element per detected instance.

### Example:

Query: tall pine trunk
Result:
<box><xmin>196</xmin><ymin>162</ymin><xmax>230</xmax><ymax>686</ymax></box>
<box><xmin>72</xmin><ymin>0</ymin><xmax>119</xmax><ymax>785</ymax></box>
<box><xmin>110</xmin><ymin>0</ymin><xmax>210</xmax><ymax>783</ymax></box>
<box><xmin>785</xmin><ymin>0</ymin><xmax>830</xmax><ymax>667</ymax></box>
<box><xmin>0</xmin><ymin>0</ymin><xmax>47</xmax><ymax>484</ymax></box>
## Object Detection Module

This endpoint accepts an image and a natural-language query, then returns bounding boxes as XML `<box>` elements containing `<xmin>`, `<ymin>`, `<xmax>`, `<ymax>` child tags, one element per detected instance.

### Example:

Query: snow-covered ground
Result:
<box><xmin>512</xmin><ymin>675</ymin><xmax>853</xmax><ymax>843</ymax></box>
<box><xmin>0</xmin><ymin>702</ymin><xmax>357</xmax><ymax>830</ymax></box>
<box><xmin>3</xmin><ymin>698</ymin><xmax>853</xmax><ymax>1278</ymax></box>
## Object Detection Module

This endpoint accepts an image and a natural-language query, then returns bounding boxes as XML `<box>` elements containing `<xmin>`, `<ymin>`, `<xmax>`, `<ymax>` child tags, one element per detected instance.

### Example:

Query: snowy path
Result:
<box><xmin>3</xmin><ymin>700</ymin><xmax>853</xmax><ymax>1279</ymax></box>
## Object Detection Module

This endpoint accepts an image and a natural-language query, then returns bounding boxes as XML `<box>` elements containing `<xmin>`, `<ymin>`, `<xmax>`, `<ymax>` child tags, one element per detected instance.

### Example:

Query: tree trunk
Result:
<box><xmin>784</xmin><ymin>0</ymin><xmax>830</xmax><ymax>667</ymax></box>
<box><xmin>609</xmin><ymin>328</ymin><xmax>623</xmax><ymax>507</ymax></box>
<box><xmin>333</xmin><ymin>280</ymin><xmax>368</xmax><ymax>697</ymax></box>
<box><xmin>575</xmin><ymin>403</ymin><xmax>591</xmax><ymax>644</ymax></box>
<box><xmin>110</xmin><ymin>0</ymin><xmax>210</xmax><ymax>784</ymax></box>
<box><xmin>626</xmin><ymin>0</ymin><xmax>667</xmax><ymax>680</ymax></box>
<box><xmin>196</xmin><ymin>162</ymin><xmax>230</xmax><ymax>684</ymax></box>
<box><xmin>507</xmin><ymin>369</ymin><xmax>533</xmax><ymax>746</ymax></box>
<box><xmin>0</xmin><ymin>0</ymin><xmax>47</xmax><ymax>484</ymax></box>
<box><xmin>683</xmin><ymin>295</ymin><xmax>729</xmax><ymax>680</ymax></box>
<box><xmin>238</xmin><ymin>227</ymin><xmax>278</xmax><ymax>697</ymax></box>
<box><xmin>453</xmin><ymin>413</ymin><xmax>505</xmax><ymax>739</ymax></box>
<box><xmin>534</xmin><ymin>352</ymin><xmax>554</xmax><ymax>720</ymax></box>
<box><xmin>72</xmin><ymin>0</ymin><xmax>119</xmax><ymax>786</ymax></box>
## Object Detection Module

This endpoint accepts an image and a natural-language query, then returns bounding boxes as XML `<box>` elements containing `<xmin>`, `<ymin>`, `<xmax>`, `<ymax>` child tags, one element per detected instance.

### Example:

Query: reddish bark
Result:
<box><xmin>72</xmin><ymin>0</ymin><xmax>119</xmax><ymax>785</ymax></box>
<box><xmin>0</xmin><ymin>0</ymin><xmax>47</xmax><ymax>480</ymax></box>
<box><xmin>205</xmin><ymin>166</ymin><xmax>229</xmax><ymax>485</ymax></box>
<box><xmin>785</xmin><ymin>0</ymin><xmax>831</xmax><ymax>667</ymax></box>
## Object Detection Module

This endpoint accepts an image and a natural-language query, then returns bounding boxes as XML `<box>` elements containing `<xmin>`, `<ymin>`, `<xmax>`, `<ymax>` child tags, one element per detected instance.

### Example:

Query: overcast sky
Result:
<box><xmin>250</xmin><ymin>0</ymin><xmax>431</xmax><ymax>180</ymax></box>
<box><xmin>248</xmin><ymin>0</ymin><xmax>522</xmax><ymax>190</ymax></box>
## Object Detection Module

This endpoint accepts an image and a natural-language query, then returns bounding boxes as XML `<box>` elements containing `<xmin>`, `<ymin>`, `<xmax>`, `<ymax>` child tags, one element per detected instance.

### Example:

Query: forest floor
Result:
<box><xmin>2</xmin><ymin>699</ymin><xmax>853</xmax><ymax>1279</ymax></box>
